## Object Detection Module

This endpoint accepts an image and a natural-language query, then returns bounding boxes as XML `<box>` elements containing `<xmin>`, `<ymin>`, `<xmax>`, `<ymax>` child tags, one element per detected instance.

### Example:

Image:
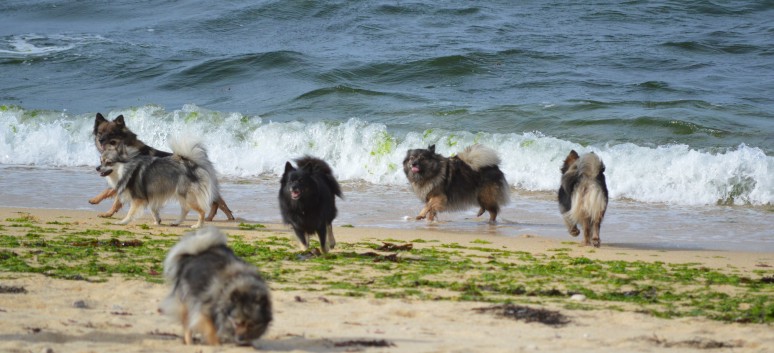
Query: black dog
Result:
<box><xmin>279</xmin><ymin>156</ymin><xmax>343</xmax><ymax>253</ymax></box>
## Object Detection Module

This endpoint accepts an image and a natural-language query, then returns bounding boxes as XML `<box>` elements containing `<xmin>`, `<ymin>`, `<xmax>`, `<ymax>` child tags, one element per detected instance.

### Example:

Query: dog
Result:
<box><xmin>279</xmin><ymin>156</ymin><xmax>343</xmax><ymax>254</ymax></box>
<box><xmin>90</xmin><ymin>113</ymin><xmax>234</xmax><ymax>221</ymax></box>
<box><xmin>160</xmin><ymin>226</ymin><xmax>272</xmax><ymax>345</ymax></box>
<box><xmin>403</xmin><ymin>144</ymin><xmax>510</xmax><ymax>223</ymax></box>
<box><xmin>97</xmin><ymin>138</ymin><xmax>219</xmax><ymax>228</ymax></box>
<box><xmin>558</xmin><ymin>150</ymin><xmax>609</xmax><ymax>247</ymax></box>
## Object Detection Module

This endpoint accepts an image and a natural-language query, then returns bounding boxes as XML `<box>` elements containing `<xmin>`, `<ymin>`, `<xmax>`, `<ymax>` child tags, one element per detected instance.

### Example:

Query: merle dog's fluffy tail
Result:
<box><xmin>169</xmin><ymin>138</ymin><xmax>220</xmax><ymax>211</ymax></box>
<box><xmin>162</xmin><ymin>226</ymin><xmax>226</xmax><ymax>282</ymax></box>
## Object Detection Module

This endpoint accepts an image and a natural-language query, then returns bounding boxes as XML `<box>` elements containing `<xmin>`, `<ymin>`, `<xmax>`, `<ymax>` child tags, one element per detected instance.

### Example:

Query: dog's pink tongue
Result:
<box><xmin>411</xmin><ymin>166</ymin><xmax>420</xmax><ymax>173</ymax></box>
<box><xmin>291</xmin><ymin>190</ymin><xmax>301</xmax><ymax>199</ymax></box>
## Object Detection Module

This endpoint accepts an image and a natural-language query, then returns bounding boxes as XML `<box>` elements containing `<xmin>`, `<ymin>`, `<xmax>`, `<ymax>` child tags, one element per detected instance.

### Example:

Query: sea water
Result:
<box><xmin>1</xmin><ymin>1</ymin><xmax>772</xmax><ymax>251</ymax></box>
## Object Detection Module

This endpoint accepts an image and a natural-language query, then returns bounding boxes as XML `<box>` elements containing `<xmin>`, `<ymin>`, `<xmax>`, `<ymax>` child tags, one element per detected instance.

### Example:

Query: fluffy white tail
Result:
<box><xmin>169</xmin><ymin>137</ymin><xmax>220</xmax><ymax>211</ymax></box>
<box><xmin>456</xmin><ymin>144</ymin><xmax>501</xmax><ymax>171</ymax></box>
<box><xmin>577</xmin><ymin>153</ymin><xmax>604</xmax><ymax>179</ymax></box>
<box><xmin>565</xmin><ymin>153</ymin><xmax>607</xmax><ymax>224</ymax></box>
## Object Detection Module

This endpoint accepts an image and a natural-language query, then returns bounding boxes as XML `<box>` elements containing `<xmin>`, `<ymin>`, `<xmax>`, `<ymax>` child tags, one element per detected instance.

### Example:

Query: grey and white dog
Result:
<box><xmin>97</xmin><ymin>138</ymin><xmax>219</xmax><ymax>228</ymax></box>
<box><xmin>160</xmin><ymin>226</ymin><xmax>273</xmax><ymax>345</ymax></box>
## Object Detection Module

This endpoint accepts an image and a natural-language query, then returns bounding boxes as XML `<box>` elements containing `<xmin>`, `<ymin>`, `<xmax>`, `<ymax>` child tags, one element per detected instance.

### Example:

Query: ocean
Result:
<box><xmin>1</xmin><ymin>1</ymin><xmax>772</xmax><ymax>251</ymax></box>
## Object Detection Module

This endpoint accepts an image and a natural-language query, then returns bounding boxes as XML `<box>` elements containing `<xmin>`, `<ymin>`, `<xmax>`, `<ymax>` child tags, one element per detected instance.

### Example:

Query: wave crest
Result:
<box><xmin>0</xmin><ymin>104</ymin><xmax>771</xmax><ymax>206</ymax></box>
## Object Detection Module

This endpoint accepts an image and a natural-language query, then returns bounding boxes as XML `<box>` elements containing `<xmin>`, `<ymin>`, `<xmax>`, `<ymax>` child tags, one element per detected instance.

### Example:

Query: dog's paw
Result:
<box><xmin>97</xmin><ymin>213</ymin><xmax>114</xmax><ymax>218</ymax></box>
<box><xmin>592</xmin><ymin>238</ymin><xmax>601</xmax><ymax>248</ymax></box>
<box><xmin>569</xmin><ymin>227</ymin><xmax>580</xmax><ymax>237</ymax></box>
<box><xmin>88</xmin><ymin>198</ymin><xmax>101</xmax><ymax>205</ymax></box>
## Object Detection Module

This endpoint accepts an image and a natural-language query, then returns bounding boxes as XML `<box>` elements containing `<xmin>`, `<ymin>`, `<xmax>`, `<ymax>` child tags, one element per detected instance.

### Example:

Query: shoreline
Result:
<box><xmin>1</xmin><ymin>164</ymin><xmax>772</xmax><ymax>253</ymax></box>
<box><xmin>1</xmin><ymin>207</ymin><xmax>772</xmax><ymax>352</ymax></box>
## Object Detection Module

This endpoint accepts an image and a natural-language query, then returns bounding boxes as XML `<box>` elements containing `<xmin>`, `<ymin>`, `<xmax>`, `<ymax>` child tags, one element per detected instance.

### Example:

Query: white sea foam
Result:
<box><xmin>0</xmin><ymin>34</ymin><xmax>106</xmax><ymax>57</ymax></box>
<box><xmin>0</xmin><ymin>104</ymin><xmax>771</xmax><ymax>206</ymax></box>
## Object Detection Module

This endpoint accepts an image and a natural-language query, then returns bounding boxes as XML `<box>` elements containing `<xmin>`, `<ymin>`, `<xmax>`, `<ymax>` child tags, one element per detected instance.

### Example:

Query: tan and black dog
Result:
<box><xmin>90</xmin><ymin>113</ymin><xmax>234</xmax><ymax>221</ymax></box>
<box><xmin>403</xmin><ymin>144</ymin><xmax>510</xmax><ymax>223</ymax></box>
<box><xmin>558</xmin><ymin>150</ymin><xmax>609</xmax><ymax>247</ymax></box>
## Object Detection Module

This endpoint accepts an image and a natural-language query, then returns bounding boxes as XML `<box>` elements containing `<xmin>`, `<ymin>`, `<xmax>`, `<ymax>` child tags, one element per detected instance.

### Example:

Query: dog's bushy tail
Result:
<box><xmin>566</xmin><ymin>153</ymin><xmax>608</xmax><ymax>224</ymax></box>
<box><xmin>162</xmin><ymin>226</ymin><xmax>227</xmax><ymax>283</ymax></box>
<box><xmin>577</xmin><ymin>152</ymin><xmax>604</xmax><ymax>180</ymax></box>
<box><xmin>457</xmin><ymin>144</ymin><xmax>501</xmax><ymax>171</ymax></box>
<box><xmin>169</xmin><ymin>137</ymin><xmax>220</xmax><ymax>210</ymax></box>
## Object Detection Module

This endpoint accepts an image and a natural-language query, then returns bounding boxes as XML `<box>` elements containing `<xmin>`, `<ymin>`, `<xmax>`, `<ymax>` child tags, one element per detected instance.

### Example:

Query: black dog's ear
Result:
<box><xmin>114</xmin><ymin>115</ymin><xmax>126</xmax><ymax>126</ymax></box>
<box><xmin>284</xmin><ymin>161</ymin><xmax>295</xmax><ymax>173</ymax></box>
<box><xmin>428</xmin><ymin>144</ymin><xmax>436</xmax><ymax>154</ymax></box>
<box><xmin>94</xmin><ymin>113</ymin><xmax>107</xmax><ymax>135</ymax></box>
<box><xmin>568</xmin><ymin>150</ymin><xmax>579</xmax><ymax>159</ymax></box>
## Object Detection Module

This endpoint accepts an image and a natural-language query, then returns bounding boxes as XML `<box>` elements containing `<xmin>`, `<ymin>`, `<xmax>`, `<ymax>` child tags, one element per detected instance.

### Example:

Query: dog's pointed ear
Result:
<box><xmin>428</xmin><ymin>144</ymin><xmax>436</xmax><ymax>154</ymax></box>
<box><xmin>94</xmin><ymin>113</ymin><xmax>107</xmax><ymax>135</ymax></box>
<box><xmin>284</xmin><ymin>161</ymin><xmax>295</xmax><ymax>173</ymax></box>
<box><xmin>114</xmin><ymin>115</ymin><xmax>125</xmax><ymax>126</ymax></box>
<box><xmin>561</xmin><ymin>150</ymin><xmax>581</xmax><ymax>174</ymax></box>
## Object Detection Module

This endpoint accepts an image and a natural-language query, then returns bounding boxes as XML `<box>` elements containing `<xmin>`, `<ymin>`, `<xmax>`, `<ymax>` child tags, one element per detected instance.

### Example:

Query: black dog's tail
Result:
<box><xmin>295</xmin><ymin>156</ymin><xmax>343</xmax><ymax>199</ymax></box>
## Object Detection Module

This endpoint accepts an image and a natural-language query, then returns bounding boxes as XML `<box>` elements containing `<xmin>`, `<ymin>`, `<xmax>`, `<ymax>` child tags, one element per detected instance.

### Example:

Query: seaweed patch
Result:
<box><xmin>474</xmin><ymin>304</ymin><xmax>570</xmax><ymax>327</ymax></box>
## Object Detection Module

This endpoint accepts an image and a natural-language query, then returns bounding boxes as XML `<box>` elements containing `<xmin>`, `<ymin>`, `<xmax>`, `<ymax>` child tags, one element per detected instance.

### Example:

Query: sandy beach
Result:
<box><xmin>0</xmin><ymin>207</ymin><xmax>772</xmax><ymax>353</ymax></box>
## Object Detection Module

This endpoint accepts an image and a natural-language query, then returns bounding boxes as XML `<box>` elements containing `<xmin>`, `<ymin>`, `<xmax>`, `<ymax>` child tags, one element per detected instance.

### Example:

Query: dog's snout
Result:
<box><xmin>96</xmin><ymin>165</ymin><xmax>101</xmax><ymax>172</ymax></box>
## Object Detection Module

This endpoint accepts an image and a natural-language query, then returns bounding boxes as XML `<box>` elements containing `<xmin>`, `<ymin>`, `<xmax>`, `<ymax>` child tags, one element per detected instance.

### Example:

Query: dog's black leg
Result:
<box><xmin>293</xmin><ymin>228</ymin><xmax>309</xmax><ymax>250</ymax></box>
<box><xmin>317</xmin><ymin>225</ymin><xmax>329</xmax><ymax>254</ymax></box>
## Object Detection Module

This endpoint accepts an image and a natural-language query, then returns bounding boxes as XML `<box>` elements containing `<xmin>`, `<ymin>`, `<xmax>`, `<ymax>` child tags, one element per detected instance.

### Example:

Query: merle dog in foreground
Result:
<box><xmin>279</xmin><ymin>156</ymin><xmax>343</xmax><ymax>254</ymax></box>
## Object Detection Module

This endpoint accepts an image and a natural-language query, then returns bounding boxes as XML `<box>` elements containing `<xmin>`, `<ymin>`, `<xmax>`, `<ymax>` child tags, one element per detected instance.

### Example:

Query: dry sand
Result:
<box><xmin>0</xmin><ymin>207</ymin><xmax>772</xmax><ymax>353</ymax></box>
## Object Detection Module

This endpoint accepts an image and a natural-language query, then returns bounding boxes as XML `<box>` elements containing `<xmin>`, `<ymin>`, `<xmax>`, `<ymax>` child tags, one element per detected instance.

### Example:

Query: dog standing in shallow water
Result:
<box><xmin>98</xmin><ymin>138</ymin><xmax>219</xmax><ymax>228</ymax></box>
<box><xmin>279</xmin><ymin>156</ymin><xmax>343</xmax><ymax>254</ymax></box>
<box><xmin>90</xmin><ymin>113</ymin><xmax>234</xmax><ymax>221</ymax></box>
<box><xmin>403</xmin><ymin>144</ymin><xmax>510</xmax><ymax>223</ymax></box>
<box><xmin>160</xmin><ymin>226</ymin><xmax>272</xmax><ymax>345</ymax></box>
<box><xmin>558</xmin><ymin>150</ymin><xmax>609</xmax><ymax>247</ymax></box>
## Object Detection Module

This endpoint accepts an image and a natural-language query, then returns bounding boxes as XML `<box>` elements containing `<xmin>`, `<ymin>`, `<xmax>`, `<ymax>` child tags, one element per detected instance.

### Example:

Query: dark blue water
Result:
<box><xmin>2</xmin><ymin>0</ymin><xmax>773</xmax><ymax>150</ymax></box>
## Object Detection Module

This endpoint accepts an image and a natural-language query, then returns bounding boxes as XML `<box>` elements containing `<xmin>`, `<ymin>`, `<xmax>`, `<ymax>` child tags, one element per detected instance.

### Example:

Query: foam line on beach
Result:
<box><xmin>1</xmin><ymin>104</ymin><xmax>771</xmax><ymax>206</ymax></box>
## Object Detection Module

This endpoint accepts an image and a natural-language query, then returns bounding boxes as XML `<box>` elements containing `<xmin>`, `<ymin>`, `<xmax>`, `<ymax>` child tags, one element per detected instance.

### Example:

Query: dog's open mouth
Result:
<box><xmin>99</xmin><ymin>169</ymin><xmax>113</xmax><ymax>177</ymax></box>
<box><xmin>411</xmin><ymin>166</ymin><xmax>420</xmax><ymax>173</ymax></box>
<box><xmin>291</xmin><ymin>190</ymin><xmax>301</xmax><ymax>200</ymax></box>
